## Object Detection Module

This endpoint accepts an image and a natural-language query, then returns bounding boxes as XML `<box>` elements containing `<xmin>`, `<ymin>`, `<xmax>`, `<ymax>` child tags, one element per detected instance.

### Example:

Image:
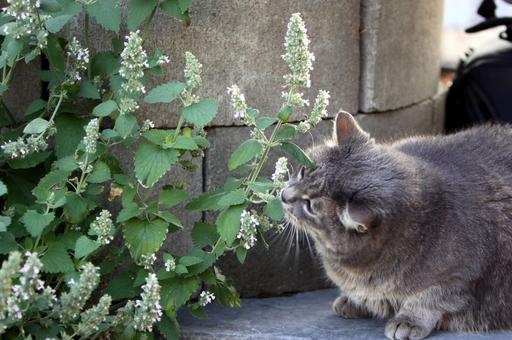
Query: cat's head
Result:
<box><xmin>281</xmin><ymin>112</ymin><xmax>410</xmax><ymax>267</ymax></box>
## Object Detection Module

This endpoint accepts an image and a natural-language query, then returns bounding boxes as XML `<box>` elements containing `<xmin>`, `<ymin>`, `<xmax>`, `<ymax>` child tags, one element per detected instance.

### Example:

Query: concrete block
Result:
<box><xmin>111</xmin><ymin>144</ymin><xmax>203</xmax><ymax>256</ymax></box>
<box><xmin>205</xmin><ymin>120</ymin><xmax>335</xmax><ymax>297</ymax></box>
<box><xmin>360</xmin><ymin>0</ymin><xmax>444</xmax><ymax>112</ymax></box>
<box><xmin>432</xmin><ymin>85</ymin><xmax>448</xmax><ymax>134</ymax></box>
<box><xmin>355</xmin><ymin>97</ymin><xmax>437</xmax><ymax>143</ymax></box>
<box><xmin>4</xmin><ymin>59</ymin><xmax>41</xmax><ymax>121</ymax></box>
<box><xmin>76</xmin><ymin>0</ymin><xmax>360</xmax><ymax>127</ymax></box>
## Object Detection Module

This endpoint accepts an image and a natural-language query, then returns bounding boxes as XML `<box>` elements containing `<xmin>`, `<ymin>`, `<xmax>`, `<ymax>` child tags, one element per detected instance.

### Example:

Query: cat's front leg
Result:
<box><xmin>384</xmin><ymin>285</ymin><xmax>470</xmax><ymax>340</ymax></box>
<box><xmin>332</xmin><ymin>294</ymin><xmax>371</xmax><ymax>319</ymax></box>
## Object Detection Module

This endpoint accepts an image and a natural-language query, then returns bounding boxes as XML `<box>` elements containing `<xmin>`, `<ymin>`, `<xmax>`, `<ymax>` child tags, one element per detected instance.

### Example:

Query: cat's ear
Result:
<box><xmin>334</xmin><ymin>111</ymin><xmax>370</xmax><ymax>145</ymax></box>
<box><xmin>336</xmin><ymin>204</ymin><xmax>375</xmax><ymax>233</ymax></box>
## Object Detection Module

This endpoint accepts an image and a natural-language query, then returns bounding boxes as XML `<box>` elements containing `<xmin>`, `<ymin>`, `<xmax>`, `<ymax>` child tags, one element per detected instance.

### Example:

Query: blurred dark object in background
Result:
<box><xmin>445</xmin><ymin>0</ymin><xmax>512</xmax><ymax>132</ymax></box>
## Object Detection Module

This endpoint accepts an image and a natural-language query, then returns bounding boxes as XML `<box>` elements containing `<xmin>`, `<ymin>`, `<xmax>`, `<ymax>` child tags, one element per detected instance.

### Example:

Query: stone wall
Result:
<box><xmin>7</xmin><ymin>0</ymin><xmax>446</xmax><ymax>297</ymax></box>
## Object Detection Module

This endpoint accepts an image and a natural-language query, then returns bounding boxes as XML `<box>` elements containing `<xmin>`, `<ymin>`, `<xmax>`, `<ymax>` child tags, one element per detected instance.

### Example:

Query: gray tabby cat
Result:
<box><xmin>281</xmin><ymin>112</ymin><xmax>512</xmax><ymax>339</ymax></box>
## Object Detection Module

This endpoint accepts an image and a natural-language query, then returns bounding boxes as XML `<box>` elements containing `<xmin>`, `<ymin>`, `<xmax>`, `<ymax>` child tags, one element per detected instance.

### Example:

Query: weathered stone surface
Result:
<box><xmin>178</xmin><ymin>288</ymin><xmax>512</xmax><ymax>339</ymax></box>
<box><xmin>205</xmin><ymin>120</ymin><xmax>334</xmax><ymax>297</ymax></box>
<box><xmin>355</xmin><ymin>97</ymin><xmax>438</xmax><ymax>143</ymax></box>
<box><xmin>77</xmin><ymin>0</ymin><xmax>360</xmax><ymax>127</ymax></box>
<box><xmin>432</xmin><ymin>85</ymin><xmax>448</xmax><ymax>134</ymax></box>
<box><xmin>360</xmin><ymin>0</ymin><xmax>444</xmax><ymax>112</ymax></box>
<box><xmin>4</xmin><ymin>59</ymin><xmax>41</xmax><ymax>121</ymax></box>
<box><xmin>111</xmin><ymin>144</ymin><xmax>203</xmax><ymax>256</ymax></box>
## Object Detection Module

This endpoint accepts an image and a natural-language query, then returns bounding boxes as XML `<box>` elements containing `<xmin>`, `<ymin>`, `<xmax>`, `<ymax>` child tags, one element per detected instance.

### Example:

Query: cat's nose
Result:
<box><xmin>280</xmin><ymin>187</ymin><xmax>296</xmax><ymax>204</ymax></box>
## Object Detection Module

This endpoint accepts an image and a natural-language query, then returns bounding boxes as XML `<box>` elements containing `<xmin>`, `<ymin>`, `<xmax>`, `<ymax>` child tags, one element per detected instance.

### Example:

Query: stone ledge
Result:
<box><xmin>178</xmin><ymin>288</ymin><xmax>512</xmax><ymax>339</ymax></box>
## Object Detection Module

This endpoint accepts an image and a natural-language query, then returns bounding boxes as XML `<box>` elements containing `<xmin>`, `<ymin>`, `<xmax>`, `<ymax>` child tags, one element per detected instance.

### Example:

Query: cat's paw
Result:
<box><xmin>332</xmin><ymin>295</ymin><xmax>370</xmax><ymax>319</ymax></box>
<box><xmin>385</xmin><ymin>316</ymin><xmax>432</xmax><ymax>340</ymax></box>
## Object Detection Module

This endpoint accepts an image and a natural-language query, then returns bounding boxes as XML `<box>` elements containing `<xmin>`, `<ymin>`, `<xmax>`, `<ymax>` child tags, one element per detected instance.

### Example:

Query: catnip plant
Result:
<box><xmin>0</xmin><ymin>0</ymin><xmax>329</xmax><ymax>337</ymax></box>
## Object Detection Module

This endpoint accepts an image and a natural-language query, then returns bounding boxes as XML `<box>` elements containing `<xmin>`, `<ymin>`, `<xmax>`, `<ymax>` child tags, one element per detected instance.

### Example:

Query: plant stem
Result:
<box><xmin>75</xmin><ymin>152</ymin><xmax>90</xmax><ymax>194</ymax></box>
<box><xmin>141</xmin><ymin>5</ymin><xmax>159</xmax><ymax>43</ymax></box>
<box><xmin>173</xmin><ymin>114</ymin><xmax>185</xmax><ymax>141</ymax></box>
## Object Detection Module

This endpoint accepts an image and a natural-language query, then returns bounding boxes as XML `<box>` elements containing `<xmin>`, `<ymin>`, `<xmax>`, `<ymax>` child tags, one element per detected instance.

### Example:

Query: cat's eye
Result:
<box><xmin>302</xmin><ymin>198</ymin><xmax>314</xmax><ymax>216</ymax></box>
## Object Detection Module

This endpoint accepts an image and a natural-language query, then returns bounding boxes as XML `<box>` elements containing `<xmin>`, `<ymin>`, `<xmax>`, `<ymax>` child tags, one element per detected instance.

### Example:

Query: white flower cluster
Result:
<box><xmin>238</xmin><ymin>210</ymin><xmax>259</xmax><ymax>250</ymax></box>
<box><xmin>199</xmin><ymin>290</ymin><xmax>215</xmax><ymax>307</ymax></box>
<box><xmin>89</xmin><ymin>209</ymin><xmax>114</xmax><ymax>245</ymax></box>
<box><xmin>119</xmin><ymin>97</ymin><xmax>139</xmax><ymax>116</ymax></box>
<box><xmin>156</xmin><ymin>55</ymin><xmax>170</xmax><ymax>65</ymax></box>
<box><xmin>0</xmin><ymin>252</ymin><xmax>56</xmax><ymax>322</ymax></box>
<box><xmin>227</xmin><ymin>84</ymin><xmax>248</xmax><ymax>120</ymax></box>
<box><xmin>284</xmin><ymin>91</ymin><xmax>309</xmax><ymax>108</ymax></box>
<box><xmin>82</xmin><ymin>118</ymin><xmax>100</xmax><ymax>154</ymax></box>
<box><xmin>296</xmin><ymin>90</ymin><xmax>330</xmax><ymax>133</ymax></box>
<box><xmin>282</xmin><ymin>13</ymin><xmax>314</xmax><ymax>89</ymax></box>
<box><xmin>57</xmin><ymin>263</ymin><xmax>100</xmax><ymax>323</ymax></box>
<box><xmin>141</xmin><ymin>119</ymin><xmax>155</xmax><ymax>132</ymax></box>
<box><xmin>133</xmin><ymin>273</ymin><xmax>162</xmax><ymax>332</ymax></box>
<box><xmin>1</xmin><ymin>0</ymin><xmax>47</xmax><ymax>50</ymax></box>
<box><xmin>1</xmin><ymin>134</ymin><xmax>50</xmax><ymax>159</ymax></box>
<box><xmin>119</xmin><ymin>30</ymin><xmax>149</xmax><ymax>95</ymax></box>
<box><xmin>184</xmin><ymin>51</ymin><xmax>202</xmax><ymax>90</ymax></box>
<box><xmin>112</xmin><ymin>300</ymin><xmax>134</xmax><ymax>327</ymax></box>
<box><xmin>139</xmin><ymin>253</ymin><xmax>156</xmax><ymax>270</ymax></box>
<box><xmin>271</xmin><ymin>157</ymin><xmax>288</xmax><ymax>189</ymax></box>
<box><xmin>66</xmin><ymin>37</ymin><xmax>89</xmax><ymax>84</ymax></box>
<box><xmin>77</xmin><ymin>294</ymin><xmax>112</xmax><ymax>337</ymax></box>
<box><xmin>164</xmin><ymin>256</ymin><xmax>176</xmax><ymax>272</ymax></box>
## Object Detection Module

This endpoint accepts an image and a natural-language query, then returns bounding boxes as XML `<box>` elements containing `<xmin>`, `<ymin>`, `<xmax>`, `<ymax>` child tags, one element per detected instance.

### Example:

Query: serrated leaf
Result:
<box><xmin>42</xmin><ymin>242</ymin><xmax>74</xmax><ymax>273</ymax></box>
<box><xmin>123</xmin><ymin>218</ymin><xmax>169</xmax><ymax>259</ymax></box>
<box><xmin>93</xmin><ymin>100</ymin><xmax>118</xmax><ymax>117</ymax></box>
<box><xmin>135</xmin><ymin>142</ymin><xmax>179</xmax><ymax>187</ymax></box>
<box><xmin>158</xmin><ymin>315</ymin><xmax>180</xmax><ymax>340</ymax></box>
<box><xmin>56</xmin><ymin>156</ymin><xmax>78</xmax><ymax>171</ymax></box>
<box><xmin>45</xmin><ymin>14</ymin><xmax>73</xmax><ymax>33</ymax></box>
<box><xmin>216</xmin><ymin>204</ymin><xmax>245</xmax><ymax>246</ymax></box>
<box><xmin>156</xmin><ymin>211</ymin><xmax>182</xmax><ymax>228</ymax></box>
<box><xmin>161</xmin><ymin>277</ymin><xmax>200</xmax><ymax>313</ymax></box>
<box><xmin>145</xmin><ymin>81</ymin><xmax>186</xmax><ymax>104</ymax></box>
<box><xmin>21</xmin><ymin>210</ymin><xmax>55</xmax><ymax>237</ymax></box>
<box><xmin>55</xmin><ymin>113</ymin><xmax>86</xmax><ymax>158</ymax></box>
<box><xmin>280</xmin><ymin>142</ymin><xmax>316</xmax><ymax>168</ymax></box>
<box><xmin>228</xmin><ymin>139</ymin><xmax>262</xmax><ymax>171</ymax></box>
<box><xmin>92</xmin><ymin>52</ymin><xmax>119</xmax><ymax>76</ymax></box>
<box><xmin>117</xmin><ymin>206</ymin><xmax>142</xmax><ymax>223</ymax></box>
<box><xmin>0</xmin><ymin>181</ymin><xmax>6</xmax><ymax>196</ymax></box>
<box><xmin>127</xmin><ymin>0</ymin><xmax>159</xmax><ymax>31</ymax></box>
<box><xmin>236</xmin><ymin>247</ymin><xmax>247</xmax><ymax>263</ymax></box>
<box><xmin>218</xmin><ymin>189</ymin><xmax>246</xmax><ymax>207</ymax></box>
<box><xmin>159</xmin><ymin>189</ymin><xmax>188</xmax><ymax>209</ymax></box>
<box><xmin>0</xmin><ymin>216</ymin><xmax>11</xmax><ymax>232</ymax></box>
<box><xmin>256</xmin><ymin>117</ymin><xmax>277</xmax><ymax>130</ymax></box>
<box><xmin>75</xmin><ymin>236</ymin><xmax>100</xmax><ymax>258</ymax></box>
<box><xmin>191</xmin><ymin>222</ymin><xmax>218</xmax><ymax>247</ymax></box>
<box><xmin>160</xmin><ymin>0</ymin><xmax>191</xmax><ymax>21</ymax></box>
<box><xmin>179</xmin><ymin>256</ymin><xmax>203</xmax><ymax>267</ymax></box>
<box><xmin>86</xmin><ymin>0</ymin><xmax>121</xmax><ymax>32</ymax></box>
<box><xmin>170</xmin><ymin>135</ymin><xmax>198</xmax><ymax>150</ymax></box>
<box><xmin>24</xmin><ymin>99</ymin><xmax>47</xmax><ymax>117</ymax></box>
<box><xmin>63</xmin><ymin>192</ymin><xmax>92</xmax><ymax>224</ymax></box>
<box><xmin>87</xmin><ymin>161</ymin><xmax>111</xmax><ymax>183</ymax></box>
<box><xmin>264</xmin><ymin>198</ymin><xmax>284</xmax><ymax>221</ymax></box>
<box><xmin>185</xmin><ymin>190</ymin><xmax>225</xmax><ymax>211</ymax></box>
<box><xmin>115</xmin><ymin>113</ymin><xmax>138</xmax><ymax>139</ymax></box>
<box><xmin>275</xmin><ymin>124</ymin><xmax>297</xmax><ymax>141</ymax></box>
<box><xmin>182</xmin><ymin>99</ymin><xmax>218</xmax><ymax>127</ymax></box>
<box><xmin>23</xmin><ymin>118</ymin><xmax>49</xmax><ymax>134</ymax></box>
<box><xmin>7</xmin><ymin>151</ymin><xmax>51</xmax><ymax>169</ymax></box>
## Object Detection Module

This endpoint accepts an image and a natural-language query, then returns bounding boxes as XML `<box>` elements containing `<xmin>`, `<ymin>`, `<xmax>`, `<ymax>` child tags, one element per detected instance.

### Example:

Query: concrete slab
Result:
<box><xmin>178</xmin><ymin>288</ymin><xmax>512</xmax><ymax>340</ymax></box>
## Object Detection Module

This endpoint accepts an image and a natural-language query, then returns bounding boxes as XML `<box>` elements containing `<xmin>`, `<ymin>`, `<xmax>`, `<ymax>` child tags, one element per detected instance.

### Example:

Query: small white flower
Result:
<box><xmin>227</xmin><ymin>85</ymin><xmax>248</xmax><ymax>119</ymax></box>
<box><xmin>139</xmin><ymin>253</ymin><xmax>156</xmax><ymax>270</ymax></box>
<box><xmin>296</xmin><ymin>121</ymin><xmax>311</xmax><ymax>133</ymax></box>
<box><xmin>120</xmin><ymin>30</ymin><xmax>149</xmax><ymax>95</ymax></box>
<box><xmin>199</xmin><ymin>290</ymin><xmax>215</xmax><ymax>307</ymax></box>
<box><xmin>133</xmin><ymin>273</ymin><xmax>162</xmax><ymax>332</ymax></box>
<box><xmin>89</xmin><ymin>210</ymin><xmax>114</xmax><ymax>245</ymax></box>
<box><xmin>66</xmin><ymin>37</ymin><xmax>89</xmax><ymax>84</ymax></box>
<box><xmin>183</xmin><ymin>51</ymin><xmax>202</xmax><ymax>90</ymax></box>
<box><xmin>271</xmin><ymin>157</ymin><xmax>289</xmax><ymax>188</ymax></box>
<box><xmin>308</xmin><ymin>90</ymin><xmax>330</xmax><ymax>125</ymax></box>
<box><xmin>141</xmin><ymin>119</ymin><xmax>155</xmax><ymax>132</ymax></box>
<box><xmin>77</xmin><ymin>295</ymin><xmax>111</xmax><ymax>337</ymax></box>
<box><xmin>118</xmin><ymin>97</ymin><xmax>139</xmax><ymax>115</ymax></box>
<box><xmin>164</xmin><ymin>257</ymin><xmax>176</xmax><ymax>272</ymax></box>
<box><xmin>238</xmin><ymin>210</ymin><xmax>260</xmax><ymax>250</ymax></box>
<box><xmin>156</xmin><ymin>54</ymin><xmax>170</xmax><ymax>65</ymax></box>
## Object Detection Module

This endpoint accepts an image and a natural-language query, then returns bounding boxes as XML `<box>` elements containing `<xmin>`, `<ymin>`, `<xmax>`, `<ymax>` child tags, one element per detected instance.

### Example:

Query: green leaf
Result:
<box><xmin>280</xmin><ymin>142</ymin><xmax>316</xmax><ymax>168</ymax></box>
<box><xmin>175</xmin><ymin>264</ymin><xmax>188</xmax><ymax>274</ymax></box>
<box><xmin>123</xmin><ymin>218</ymin><xmax>169</xmax><ymax>259</ymax></box>
<box><xmin>79</xmin><ymin>81</ymin><xmax>100</xmax><ymax>99</ymax></box>
<box><xmin>21</xmin><ymin>210</ymin><xmax>55</xmax><ymax>237</ymax></box>
<box><xmin>236</xmin><ymin>247</ymin><xmax>247</xmax><ymax>264</ymax></box>
<box><xmin>178</xmin><ymin>0</ymin><xmax>192</xmax><ymax>12</ymax></box>
<box><xmin>159</xmin><ymin>188</ymin><xmax>188</xmax><ymax>209</ymax></box>
<box><xmin>182</xmin><ymin>99</ymin><xmax>218</xmax><ymax>127</ymax></box>
<box><xmin>46</xmin><ymin>34</ymin><xmax>65</xmax><ymax>70</ymax></box>
<box><xmin>55</xmin><ymin>114</ymin><xmax>86</xmax><ymax>158</ymax></box>
<box><xmin>160</xmin><ymin>0</ymin><xmax>191</xmax><ymax>22</ymax></box>
<box><xmin>75</xmin><ymin>236</ymin><xmax>100</xmax><ymax>258</ymax></box>
<box><xmin>216</xmin><ymin>204</ymin><xmax>245</xmax><ymax>246</ymax></box>
<box><xmin>42</xmin><ymin>242</ymin><xmax>74</xmax><ymax>273</ymax></box>
<box><xmin>7</xmin><ymin>151</ymin><xmax>51</xmax><ymax>169</ymax></box>
<box><xmin>158</xmin><ymin>315</ymin><xmax>180</xmax><ymax>340</ymax></box>
<box><xmin>23</xmin><ymin>118</ymin><xmax>49</xmax><ymax>134</ymax></box>
<box><xmin>87</xmin><ymin>161</ymin><xmax>111</xmax><ymax>183</ymax></box>
<box><xmin>217</xmin><ymin>189</ymin><xmax>246</xmax><ymax>207</ymax></box>
<box><xmin>0</xmin><ymin>232</ymin><xmax>18</xmax><ymax>254</ymax></box>
<box><xmin>170</xmin><ymin>135</ymin><xmax>197</xmax><ymax>150</ymax></box>
<box><xmin>63</xmin><ymin>192</ymin><xmax>92</xmax><ymax>224</ymax></box>
<box><xmin>45</xmin><ymin>14</ymin><xmax>73</xmax><ymax>33</ymax></box>
<box><xmin>0</xmin><ymin>216</ymin><xmax>11</xmax><ymax>232</ymax></box>
<box><xmin>161</xmin><ymin>277</ymin><xmax>200</xmax><ymax>313</ymax></box>
<box><xmin>86</xmin><ymin>0</ymin><xmax>121</xmax><ymax>32</ymax></box>
<box><xmin>228</xmin><ymin>139</ymin><xmax>262</xmax><ymax>171</ymax></box>
<box><xmin>91</xmin><ymin>52</ymin><xmax>119</xmax><ymax>76</ymax></box>
<box><xmin>145</xmin><ymin>82</ymin><xmax>186</xmax><ymax>104</ymax></box>
<box><xmin>135</xmin><ymin>142</ymin><xmax>179</xmax><ymax>187</ymax></box>
<box><xmin>264</xmin><ymin>198</ymin><xmax>284</xmax><ymax>221</ymax></box>
<box><xmin>93</xmin><ymin>100</ymin><xmax>118</xmax><ymax>117</ymax></box>
<box><xmin>0</xmin><ymin>181</ymin><xmax>6</xmax><ymax>196</ymax></box>
<box><xmin>278</xmin><ymin>105</ymin><xmax>292</xmax><ymax>122</ymax></box>
<box><xmin>191</xmin><ymin>222</ymin><xmax>218</xmax><ymax>247</ymax></box>
<box><xmin>179</xmin><ymin>256</ymin><xmax>203</xmax><ymax>267</ymax></box>
<box><xmin>185</xmin><ymin>190</ymin><xmax>225</xmax><ymax>211</ymax></box>
<box><xmin>116</xmin><ymin>206</ymin><xmax>142</xmax><ymax>223</ymax></box>
<box><xmin>275</xmin><ymin>124</ymin><xmax>297</xmax><ymax>141</ymax></box>
<box><xmin>24</xmin><ymin>99</ymin><xmax>47</xmax><ymax>117</ymax></box>
<box><xmin>55</xmin><ymin>156</ymin><xmax>77</xmax><ymax>171</ymax></box>
<box><xmin>143</xmin><ymin>129</ymin><xmax>170</xmax><ymax>145</ymax></box>
<box><xmin>156</xmin><ymin>211</ymin><xmax>182</xmax><ymax>228</ymax></box>
<box><xmin>127</xmin><ymin>0</ymin><xmax>159</xmax><ymax>31</ymax></box>
<box><xmin>115</xmin><ymin>113</ymin><xmax>138</xmax><ymax>139</ymax></box>
<box><xmin>256</xmin><ymin>117</ymin><xmax>277</xmax><ymax>130</ymax></box>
